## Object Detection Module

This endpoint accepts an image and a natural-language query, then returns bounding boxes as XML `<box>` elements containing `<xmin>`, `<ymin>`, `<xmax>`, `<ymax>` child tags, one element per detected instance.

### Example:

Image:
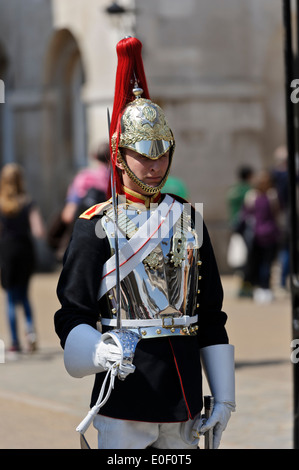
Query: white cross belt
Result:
<box><xmin>98</xmin><ymin>195</ymin><xmax>184</xmax><ymax>300</ymax></box>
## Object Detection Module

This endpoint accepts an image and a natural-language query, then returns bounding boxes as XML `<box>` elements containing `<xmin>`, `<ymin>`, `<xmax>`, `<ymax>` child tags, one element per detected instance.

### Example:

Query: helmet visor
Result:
<box><xmin>122</xmin><ymin>139</ymin><xmax>172</xmax><ymax>159</ymax></box>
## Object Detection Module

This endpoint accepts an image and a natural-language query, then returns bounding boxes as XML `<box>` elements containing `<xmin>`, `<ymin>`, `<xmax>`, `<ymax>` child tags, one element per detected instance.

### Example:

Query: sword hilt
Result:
<box><xmin>203</xmin><ymin>395</ymin><xmax>214</xmax><ymax>449</ymax></box>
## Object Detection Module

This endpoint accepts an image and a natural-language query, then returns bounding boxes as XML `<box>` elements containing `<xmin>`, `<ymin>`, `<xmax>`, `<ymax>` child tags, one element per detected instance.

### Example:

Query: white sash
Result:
<box><xmin>98</xmin><ymin>195</ymin><xmax>183</xmax><ymax>299</ymax></box>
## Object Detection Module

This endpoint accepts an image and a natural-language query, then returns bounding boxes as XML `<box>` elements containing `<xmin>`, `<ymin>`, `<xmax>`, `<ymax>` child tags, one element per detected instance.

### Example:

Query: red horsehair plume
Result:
<box><xmin>108</xmin><ymin>37</ymin><xmax>150</xmax><ymax>196</ymax></box>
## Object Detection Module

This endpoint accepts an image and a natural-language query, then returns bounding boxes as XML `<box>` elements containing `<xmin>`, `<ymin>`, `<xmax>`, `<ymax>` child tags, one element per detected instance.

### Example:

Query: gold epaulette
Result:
<box><xmin>79</xmin><ymin>199</ymin><xmax>112</xmax><ymax>220</ymax></box>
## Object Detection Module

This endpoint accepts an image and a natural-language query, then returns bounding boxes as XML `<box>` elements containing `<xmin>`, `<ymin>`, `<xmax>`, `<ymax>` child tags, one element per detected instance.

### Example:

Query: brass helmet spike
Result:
<box><xmin>132</xmin><ymin>83</ymin><xmax>143</xmax><ymax>99</ymax></box>
<box><xmin>132</xmin><ymin>71</ymin><xmax>143</xmax><ymax>99</ymax></box>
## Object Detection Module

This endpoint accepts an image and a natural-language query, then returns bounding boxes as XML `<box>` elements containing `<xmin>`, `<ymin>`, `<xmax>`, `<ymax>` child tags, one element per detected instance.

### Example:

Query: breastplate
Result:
<box><xmin>101</xmin><ymin>198</ymin><xmax>201</xmax><ymax>327</ymax></box>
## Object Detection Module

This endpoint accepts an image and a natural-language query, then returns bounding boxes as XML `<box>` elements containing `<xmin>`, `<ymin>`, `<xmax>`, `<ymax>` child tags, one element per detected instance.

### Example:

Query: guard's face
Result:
<box><xmin>118</xmin><ymin>148</ymin><xmax>170</xmax><ymax>195</ymax></box>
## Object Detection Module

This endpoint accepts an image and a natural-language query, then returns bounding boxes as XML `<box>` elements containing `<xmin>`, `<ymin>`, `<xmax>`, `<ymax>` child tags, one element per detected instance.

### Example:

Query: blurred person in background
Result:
<box><xmin>227</xmin><ymin>165</ymin><xmax>255</xmax><ymax>230</ymax></box>
<box><xmin>226</xmin><ymin>165</ymin><xmax>255</xmax><ymax>297</ymax></box>
<box><xmin>61</xmin><ymin>142</ymin><xmax>110</xmax><ymax>225</ymax></box>
<box><xmin>240</xmin><ymin>169</ymin><xmax>280</xmax><ymax>303</ymax></box>
<box><xmin>161</xmin><ymin>174</ymin><xmax>189</xmax><ymax>200</ymax></box>
<box><xmin>0</xmin><ymin>163</ymin><xmax>45</xmax><ymax>353</ymax></box>
<box><xmin>48</xmin><ymin>143</ymin><xmax>110</xmax><ymax>262</ymax></box>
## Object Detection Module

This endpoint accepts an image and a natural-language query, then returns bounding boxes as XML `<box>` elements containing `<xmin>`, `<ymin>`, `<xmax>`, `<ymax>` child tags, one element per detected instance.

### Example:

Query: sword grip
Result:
<box><xmin>203</xmin><ymin>395</ymin><xmax>214</xmax><ymax>449</ymax></box>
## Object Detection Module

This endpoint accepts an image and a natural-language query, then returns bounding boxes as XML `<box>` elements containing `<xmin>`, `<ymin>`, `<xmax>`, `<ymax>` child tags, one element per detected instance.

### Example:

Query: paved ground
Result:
<box><xmin>0</xmin><ymin>270</ymin><xmax>294</xmax><ymax>449</ymax></box>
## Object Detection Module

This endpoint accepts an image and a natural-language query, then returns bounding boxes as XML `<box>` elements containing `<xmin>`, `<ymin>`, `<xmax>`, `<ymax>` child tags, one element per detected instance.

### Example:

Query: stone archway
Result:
<box><xmin>42</xmin><ymin>28</ymin><xmax>87</xmax><ymax>216</ymax></box>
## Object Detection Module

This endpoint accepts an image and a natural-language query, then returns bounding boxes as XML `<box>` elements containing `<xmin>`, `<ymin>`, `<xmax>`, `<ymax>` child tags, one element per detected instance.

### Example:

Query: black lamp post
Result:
<box><xmin>105</xmin><ymin>1</ymin><xmax>136</xmax><ymax>36</ymax></box>
<box><xmin>105</xmin><ymin>2</ymin><xmax>127</xmax><ymax>15</ymax></box>
<box><xmin>282</xmin><ymin>0</ymin><xmax>299</xmax><ymax>449</ymax></box>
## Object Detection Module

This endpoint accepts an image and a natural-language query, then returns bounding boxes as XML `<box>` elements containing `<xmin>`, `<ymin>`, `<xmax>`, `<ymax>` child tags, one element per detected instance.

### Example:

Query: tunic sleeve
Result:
<box><xmin>54</xmin><ymin>216</ymin><xmax>110</xmax><ymax>347</ymax></box>
<box><xmin>196</xmin><ymin>221</ymin><xmax>229</xmax><ymax>348</ymax></box>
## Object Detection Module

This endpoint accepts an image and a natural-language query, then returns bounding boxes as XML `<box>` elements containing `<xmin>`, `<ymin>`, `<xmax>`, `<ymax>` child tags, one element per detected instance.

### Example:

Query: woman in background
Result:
<box><xmin>0</xmin><ymin>163</ymin><xmax>44</xmax><ymax>353</ymax></box>
<box><xmin>241</xmin><ymin>169</ymin><xmax>280</xmax><ymax>303</ymax></box>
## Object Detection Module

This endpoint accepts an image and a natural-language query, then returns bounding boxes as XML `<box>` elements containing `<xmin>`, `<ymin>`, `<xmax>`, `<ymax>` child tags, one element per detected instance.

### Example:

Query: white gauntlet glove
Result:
<box><xmin>198</xmin><ymin>344</ymin><xmax>236</xmax><ymax>449</ymax></box>
<box><xmin>199</xmin><ymin>402</ymin><xmax>234</xmax><ymax>449</ymax></box>
<box><xmin>65</xmin><ymin>325</ymin><xmax>140</xmax><ymax>444</ymax></box>
<box><xmin>64</xmin><ymin>324</ymin><xmax>138</xmax><ymax>379</ymax></box>
<box><xmin>96</xmin><ymin>339</ymin><xmax>122</xmax><ymax>369</ymax></box>
<box><xmin>97</xmin><ymin>330</ymin><xmax>137</xmax><ymax>380</ymax></box>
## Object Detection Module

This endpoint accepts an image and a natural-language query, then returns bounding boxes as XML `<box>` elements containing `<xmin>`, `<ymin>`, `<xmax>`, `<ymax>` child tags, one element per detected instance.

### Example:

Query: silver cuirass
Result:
<box><xmin>100</xmin><ymin>196</ymin><xmax>202</xmax><ymax>338</ymax></box>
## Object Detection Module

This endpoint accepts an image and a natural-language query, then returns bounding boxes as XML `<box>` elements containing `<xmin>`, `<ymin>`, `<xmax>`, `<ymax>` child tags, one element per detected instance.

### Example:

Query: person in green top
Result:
<box><xmin>226</xmin><ymin>165</ymin><xmax>255</xmax><ymax>298</ymax></box>
<box><xmin>227</xmin><ymin>165</ymin><xmax>254</xmax><ymax>230</ymax></box>
<box><xmin>161</xmin><ymin>175</ymin><xmax>189</xmax><ymax>200</ymax></box>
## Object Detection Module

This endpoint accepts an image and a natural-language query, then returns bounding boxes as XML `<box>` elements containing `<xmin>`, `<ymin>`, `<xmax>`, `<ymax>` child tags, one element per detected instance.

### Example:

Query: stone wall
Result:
<box><xmin>0</xmin><ymin>0</ymin><xmax>287</xmax><ymax>270</ymax></box>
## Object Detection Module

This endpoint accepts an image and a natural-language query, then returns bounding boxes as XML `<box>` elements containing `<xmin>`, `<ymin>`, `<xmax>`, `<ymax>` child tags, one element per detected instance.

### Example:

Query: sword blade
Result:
<box><xmin>79</xmin><ymin>433</ymin><xmax>91</xmax><ymax>449</ymax></box>
<box><xmin>107</xmin><ymin>108</ymin><xmax>121</xmax><ymax>329</ymax></box>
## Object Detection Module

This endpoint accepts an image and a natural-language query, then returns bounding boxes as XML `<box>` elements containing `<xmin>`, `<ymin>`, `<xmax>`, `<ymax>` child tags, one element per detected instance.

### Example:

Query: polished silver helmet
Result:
<box><xmin>112</xmin><ymin>87</ymin><xmax>175</xmax><ymax>194</ymax></box>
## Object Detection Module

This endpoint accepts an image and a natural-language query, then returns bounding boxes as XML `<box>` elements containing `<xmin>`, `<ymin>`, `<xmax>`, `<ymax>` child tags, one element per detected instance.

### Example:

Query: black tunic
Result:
<box><xmin>54</xmin><ymin>197</ymin><xmax>228</xmax><ymax>423</ymax></box>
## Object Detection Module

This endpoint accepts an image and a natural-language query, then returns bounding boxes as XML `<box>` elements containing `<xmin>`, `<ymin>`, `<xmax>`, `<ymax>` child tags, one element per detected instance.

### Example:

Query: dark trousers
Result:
<box><xmin>244</xmin><ymin>240</ymin><xmax>277</xmax><ymax>289</ymax></box>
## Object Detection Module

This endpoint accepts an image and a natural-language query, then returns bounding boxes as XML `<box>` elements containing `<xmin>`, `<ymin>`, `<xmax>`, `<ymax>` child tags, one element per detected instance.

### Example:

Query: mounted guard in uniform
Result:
<box><xmin>54</xmin><ymin>36</ymin><xmax>235</xmax><ymax>449</ymax></box>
